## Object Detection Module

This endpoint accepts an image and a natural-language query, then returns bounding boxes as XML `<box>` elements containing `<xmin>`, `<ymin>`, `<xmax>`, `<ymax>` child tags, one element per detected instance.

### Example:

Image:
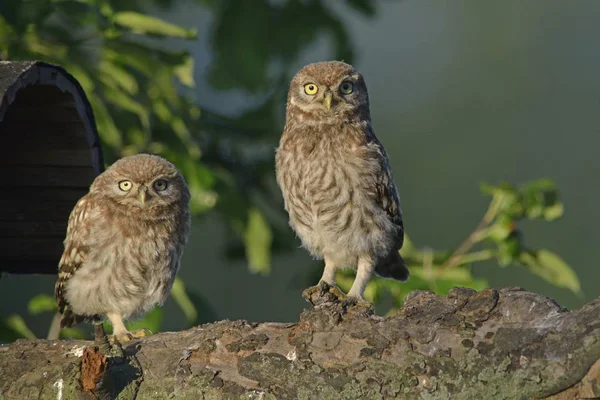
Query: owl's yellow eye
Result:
<box><xmin>153</xmin><ymin>179</ymin><xmax>168</xmax><ymax>191</ymax></box>
<box><xmin>118</xmin><ymin>180</ymin><xmax>133</xmax><ymax>191</ymax></box>
<box><xmin>340</xmin><ymin>81</ymin><xmax>354</xmax><ymax>94</ymax></box>
<box><xmin>304</xmin><ymin>83</ymin><xmax>318</xmax><ymax>95</ymax></box>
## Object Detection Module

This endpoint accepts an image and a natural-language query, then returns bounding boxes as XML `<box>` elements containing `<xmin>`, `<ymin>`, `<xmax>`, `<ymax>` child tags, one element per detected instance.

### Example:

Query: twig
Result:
<box><xmin>441</xmin><ymin>195</ymin><xmax>505</xmax><ymax>269</ymax></box>
<box><xmin>454</xmin><ymin>249</ymin><xmax>496</xmax><ymax>265</ymax></box>
<box><xmin>47</xmin><ymin>313</ymin><xmax>62</xmax><ymax>340</ymax></box>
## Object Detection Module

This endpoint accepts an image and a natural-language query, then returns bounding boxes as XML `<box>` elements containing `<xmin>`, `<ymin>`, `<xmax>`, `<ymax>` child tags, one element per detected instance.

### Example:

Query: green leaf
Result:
<box><xmin>28</xmin><ymin>294</ymin><xmax>58</xmax><ymax>315</ymax></box>
<box><xmin>399</xmin><ymin>234</ymin><xmax>420</xmax><ymax>259</ymax></box>
<box><xmin>101</xmin><ymin>85</ymin><xmax>148</xmax><ymax>123</ymax></box>
<box><xmin>98</xmin><ymin>1</ymin><xmax>115</xmax><ymax>18</ymax></box>
<box><xmin>519</xmin><ymin>178</ymin><xmax>556</xmax><ymax>193</ymax></box>
<box><xmin>0</xmin><ymin>14</ymin><xmax>16</xmax><ymax>46</ymax></box>
<box><xmin>125</xmin><ymin>307</ymin><xmax>163</xmax><ymax>333</ymax></box>
<box><xmin>486</xmin><ymin>216</ymin><xmax>514</xmax><ymax>242</ymax></box>
<box><xmin>410</xmin><ymin>266</ymin><xmax>489</xmax><ymax>296</ymax></box>
<box><xmin>363</xmin><ymin>280</ymin><xmax>381</xmax><ymax>303</ymax></box>
<box><xmin>112</xmin><ymin>12</ymin><xmax>197</xmax><ymax>38</ymax></box>
<box><xmin>171</xmin><ymin>277</ymin><xmax>198</xmax><ymax>326</ymax></box>
<box><xmin>174</xmin><ymin>158</ymin><xmax>217</xmax><ymax>214</ymax></box>
<box><xmin>243</xmin><ymin>207</ymin><xmax>273</xmax><ymax>275</ymax></box>
<box><xmin>496</xmin><ymin>230</ymin><xmax>523</xmax><ymax>267</ymax></box>
<box><xmin>434</xmin><ymin>267</ymin><xmax>473</xmax><ymax>281</ymax></box>
<box><xmin>2</xmin><ymin>315</ymin><xmax>36</xmax><ymax>340</ymax></box>
<box><xmin>482</xmin><ymin>179</ymin><xmax>564</xmax><ymax>222</ymax></box>
<box><xmin>59</xmin><ymin>327</ymin><xmax>87</xmax><ymax>340</ymax></box>
<box><xmin>398</xmin><ymin>235</ymin><xmax>452</xmax><ymax>266</ymax></box>
<box><xmin>98</xmin><ymin>59</ymin><xmax>139</xmax><ymax>94</ymax></box>
<box><xmin>544</xmin><ymin>202</ymin><xmax>564</xmax><ymax>220</ymax></box>
<box><xmin>516</xmin><ymin>179</ymin><xmax>563</xmax><ymax>221</ymax></box>
<box><xmin>153</xmin><ymin>99</ymin><xmax>172</xmax><ymax>122</ymax></box>
<box><xmin>88</xmin><ymin>94</ymin><xmax>122</xmax><ymax>149</ymax></box>
<box><xmin>336</xmin><ymin>272</ymin><xmax>354</xmax><ymax>293</ymax></box>
<box><xmin>52</xmin><ymin>1</ymin><xmax>99</xmax><ymax>26</ymax></box>
<box><xmin>174</xmin><ymin>55</ymin><xmax>195</xmax><ymax>88</ymax></box>
<box><xmin>480</xmin><ymin>182</ymin><xmax>516</xmax><ymax>197</ymax></box>
<box><xmin>103</xmin><ymin>43</ymin><xmax>156</xmax><ymax>77</ymax></box>
<box><xmin>520</xmin><ymin>249</ymin><xmax>581</xmax><ymax>294</ymax></box>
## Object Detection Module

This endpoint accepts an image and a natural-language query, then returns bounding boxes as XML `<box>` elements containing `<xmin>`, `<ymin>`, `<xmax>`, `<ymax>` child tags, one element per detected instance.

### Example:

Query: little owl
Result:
<box><xmin>55</xmin><ymin>154</ymin><xmax>191</xmax><ymax>341</ymax></box>
<box><xmin>275</xmin><ymin>61</ymin><xmax>409</xmax><ymax>307</ymax></box>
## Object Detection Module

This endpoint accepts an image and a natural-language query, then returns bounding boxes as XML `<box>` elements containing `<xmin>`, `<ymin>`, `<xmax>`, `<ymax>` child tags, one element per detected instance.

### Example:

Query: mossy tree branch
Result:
<box><xmin>0</xmin><ymin>287</ymin><xmax>598</xmax><ymax>400</ymax></box>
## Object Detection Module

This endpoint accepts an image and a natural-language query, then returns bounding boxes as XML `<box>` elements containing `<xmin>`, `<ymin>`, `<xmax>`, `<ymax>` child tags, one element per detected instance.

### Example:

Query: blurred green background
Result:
<box><xmin>0</xmin><ymin>0</ymin><xmax>597</xmax><ymax>341</ymax></box>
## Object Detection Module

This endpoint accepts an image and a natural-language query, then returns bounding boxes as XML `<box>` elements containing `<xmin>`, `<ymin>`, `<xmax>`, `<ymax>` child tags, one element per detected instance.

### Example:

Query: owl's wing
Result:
<box><xmin>54</xmin><ymin>195</ymin><xmax>101</xmax><ymax>327</ymax></box>
<box><xmin>367</xmin><ymin>132</ymin><xmax>404</xmax><ymax>250</ymax></box>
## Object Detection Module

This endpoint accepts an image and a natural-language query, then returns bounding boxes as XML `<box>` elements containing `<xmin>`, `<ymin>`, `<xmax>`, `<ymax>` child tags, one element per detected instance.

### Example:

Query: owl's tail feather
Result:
<box><xmin>374</xmin><ymin>250</ymin><xmax>410</xmax><ymax>282</ymax></box>
<box><xmin>60</xmin><ymin>309</ymin><xmax>85</xmax><ymax>328</ymax></box>
<box><xmin>59</xmin><ymin>308</ymin><xmax>100</xmax><ymax>328</ymax></box>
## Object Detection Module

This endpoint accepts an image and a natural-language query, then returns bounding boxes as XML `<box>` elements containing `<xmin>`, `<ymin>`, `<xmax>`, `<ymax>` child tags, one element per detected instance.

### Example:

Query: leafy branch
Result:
<box><xmin>337</xmin><ymin>179</ymin><xmax>580</xmax><ymax>315</ymax></box>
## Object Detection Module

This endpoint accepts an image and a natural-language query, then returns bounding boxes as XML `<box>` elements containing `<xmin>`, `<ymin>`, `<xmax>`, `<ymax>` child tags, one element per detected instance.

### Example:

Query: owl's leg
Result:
<box><xmin>106</xmin><ymin>312</ymin><xmax>152</xmax><ymax>343</ymax></box>
<box><xmin>106</xmin><ymin>312</ymin><xmax>131</xmax><ymax>342</ymax></box>
<box><xmin>302</xmin><ymin>258</ymin><xmax>346</xmax><ymax>303</ymax></box>
<box><xmin>343</xmin><ymin>256</ymin><xmax>375</xmax><ymax>309</ymax></box>
<box><xmin>320</xmin><ymin>258</ymin><xmax>337</xmax><ymax>286</ymax></box>
<box><xmin>320</xmin><ymin>258</ymin><xmax>347</xmax><ymax>300</ymax></box>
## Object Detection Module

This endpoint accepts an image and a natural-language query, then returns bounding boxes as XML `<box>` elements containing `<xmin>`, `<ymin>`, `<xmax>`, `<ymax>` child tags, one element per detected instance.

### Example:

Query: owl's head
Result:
<box><xmin>287</xmin><ymin>61</ymin><xmax>370</xmax><ymax>122</ymax></box>
<box><xmin>91</xmin><ymin>154</ymin><xmax>190</xmax><ymax>211</ymax></box>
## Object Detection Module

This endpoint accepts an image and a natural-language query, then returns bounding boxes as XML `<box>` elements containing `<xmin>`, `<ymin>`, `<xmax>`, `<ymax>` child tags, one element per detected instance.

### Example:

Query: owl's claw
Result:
<box><xmin>302</xmin><ymin>281</ymin><xmax>347</xmax><ymax>305</ymax></box>
<box><xmin>109</xmin><ymin>328</ymin><xmax>152</xmax><ymax>344</ymax></box>
<box><xmin>341</xmin><ymin>296</ymin><xmax>374</xmax><ymax>311</ymax></box>
<box><xmin>325</xmin><ymin>283</ymin><xmax>347</xmax><ymax>302</ymax></box>
<box><xmin>128</xmin><ymin>328</ymin><xmax>153</xmax><ymax>340</ymax></box>
<box><xmin>301</xmin><ymin>284</ymin><xmax>320</xmax><ymax>303</ymax></box>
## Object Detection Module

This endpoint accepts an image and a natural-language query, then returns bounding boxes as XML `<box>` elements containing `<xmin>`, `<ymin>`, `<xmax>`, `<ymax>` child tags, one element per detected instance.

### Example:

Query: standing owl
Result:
<box><xmin>275</xmin><ymin>61</ymin><xmax>409</xmax><ymax>307</ymax></box>
<box><xmin>55</xmin><ymin>154</ymin><xmax>191</xmax><ymax>341</ymax></box>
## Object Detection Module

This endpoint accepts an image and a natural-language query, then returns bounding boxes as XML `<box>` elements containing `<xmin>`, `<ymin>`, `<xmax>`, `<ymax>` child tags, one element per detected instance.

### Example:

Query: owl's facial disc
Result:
<box><xmin>296</xmin><ymin>74</ymin><xmax>363</xmax><ymax>115</ymax></box>
<box><xmin>131</xmin><ymin>176</ymin><xmax>177</xmax><ymax>208</ymax></box>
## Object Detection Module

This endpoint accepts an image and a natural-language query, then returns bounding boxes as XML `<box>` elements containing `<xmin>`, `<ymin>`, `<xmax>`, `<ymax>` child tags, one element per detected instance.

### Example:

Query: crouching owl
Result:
<box><xmin>55</xmin><ymin>154</ymin><xmax>191</xmax><ymax>340</ymax></box>
<box><xmin>275</xmin><ymin>61</ymin><xmax>409</xmax><ymax>307</ymax></box>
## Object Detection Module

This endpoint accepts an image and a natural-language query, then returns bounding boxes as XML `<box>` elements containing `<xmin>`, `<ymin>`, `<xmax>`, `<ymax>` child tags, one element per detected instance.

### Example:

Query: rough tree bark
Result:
<box><xmin>0</xmin><ymin>287</ymin><xmax>598</xmax><ymax>400</ymax></box>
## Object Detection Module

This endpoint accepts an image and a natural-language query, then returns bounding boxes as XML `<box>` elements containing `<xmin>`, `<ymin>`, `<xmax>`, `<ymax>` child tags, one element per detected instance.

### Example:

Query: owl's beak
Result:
<box><xmin>323</xmin><ymin>92</ymin><xmax>333</xmax><ymax>111</ymax></box>
<box><xmin>138</xmin><ymin>185</ymin><xmax>148</xmax><ymax>205</ymax></box>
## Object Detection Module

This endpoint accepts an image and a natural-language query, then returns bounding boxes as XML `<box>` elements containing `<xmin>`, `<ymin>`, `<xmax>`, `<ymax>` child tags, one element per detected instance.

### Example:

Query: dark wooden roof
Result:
<box><xmin>0</xmin><ymin>61</ymin><xmax>105</xmax><ymax>274</ymax></box>
<box><xmin>0</xmin><ymin>61</ymin><xmax>104</xmax><ymax>173</ymax></box>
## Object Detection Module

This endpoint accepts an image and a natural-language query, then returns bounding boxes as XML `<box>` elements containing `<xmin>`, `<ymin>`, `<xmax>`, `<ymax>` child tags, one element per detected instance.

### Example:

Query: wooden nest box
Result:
<box><xmin>0</xmin><ymin>61</ymin><xmax>104</xmax><ymax>275</ymax></box>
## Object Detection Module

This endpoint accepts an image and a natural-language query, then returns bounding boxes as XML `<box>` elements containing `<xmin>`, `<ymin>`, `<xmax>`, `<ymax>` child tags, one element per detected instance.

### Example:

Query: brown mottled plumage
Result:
<box><xmin>275</xmin><ymin>61</ymin><xmax>408</xmax><ymax>306</ymax></box>
<box><xmin>55</xmin><ymin>154</ymin><xmax>191</xmax><ymax>340</ymax></box>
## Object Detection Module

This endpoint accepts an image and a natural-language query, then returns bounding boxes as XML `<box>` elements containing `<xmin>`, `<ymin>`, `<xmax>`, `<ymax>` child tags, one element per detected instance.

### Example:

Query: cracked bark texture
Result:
<box><xmin>0</xmin><ymin>287</ymin><xmax>599</xmax><ymax>400</ymax></box>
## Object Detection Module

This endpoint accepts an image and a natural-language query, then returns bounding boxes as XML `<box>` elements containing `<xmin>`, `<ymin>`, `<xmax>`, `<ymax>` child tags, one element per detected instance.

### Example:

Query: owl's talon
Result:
<box><xmin>120</xmin><ymin>333</ymin><xmax>135</xmax><ymax>343</ymax></box>
<box><xmin>341</xmin><ymin>296</ymin><xmax>374</xmax><ymax>311</ymax></box>
<box><xmin>303</xmin><ymin>281</ymin><xmax>347</xmax><ymax>305</ymax></box>
<box><xmin>301</xmin><ymin>284</ymin><xmax>322</xmax><ymax>304</ymax></box>
<box><xmin>120</xmin><ymin>329</ymin><xmax>152</xmax><ymax>342</ymax></box>
<box><xmin>129</xmin><ymin>328</ymin><xmax>152</xmax><ymax>339</ymax></box>
<box><xmin>108</xmin><ymin>334</ymin><xmax>130</xmax><ymax>345</ymax></box>
<box><xmin>109</xmin><ymin>329</ymin><xmax>151</xmax><ymax>345</ymax></box>
<box><xmin>326</xmin><ymin>285</ymin><xmax>347</xmax><ymax>302</ymax></box>
<box><xmin>318</xmin><ymin>280</ymin><xmax>331</xmax><ymax>293</ymax></box>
